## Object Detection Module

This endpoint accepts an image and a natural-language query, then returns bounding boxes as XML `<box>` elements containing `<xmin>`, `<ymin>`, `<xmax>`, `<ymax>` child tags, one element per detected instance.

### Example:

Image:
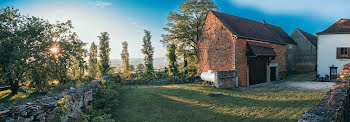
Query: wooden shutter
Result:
<box><xmin>336</xmin><ymin>48</ymin><xmax>341</xmax><ymax>59</ymax></box>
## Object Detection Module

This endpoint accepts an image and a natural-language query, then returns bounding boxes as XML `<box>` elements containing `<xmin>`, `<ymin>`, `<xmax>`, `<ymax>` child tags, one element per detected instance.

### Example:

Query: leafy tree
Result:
<box><xmin>120</xmin><ymin>41</ymin><xmax>130</xmax><ymax>78</ymax></box>
<box><xmin>136</xmin><ymin>63</ymin><xmax>145</xmax><ymax>72</ymax></box>
<box><xmin>161</xmin><ymin>0</ymin><xmax>218</xmax><ymax>75</ymax></box>
<box><xmin>88</xmin><ymin>42</ymin><xmax>98</xmax><ymax>78</ymax></box>
<box><xmin>50</xmin><ymin>21</ymin><xmax>87</xmax><ymax>84</ymax></box>
<box><xmin>68</xmin><ymin>32</ymin><xmax>87</xmax><ymax>81</ymax></box>
<box><xmin>0</xmin><ymin>8</ymin><xmax>54</xmax><ymax>93</ymax></box>
<box><xmin>166</xmin><ymin>43</ymin><xmax>178</xmax><ymax>76</ymax></box>
<box><xmin>0</xmin><ymin>7</ymin><xmax>87</xmax><ymax>93</ymax></box>
<box><xmin>98</xmin><ymin>32</ymin><xmax>111</xmax><ymax>77</ymax></box>
<box><xmin>129</xmin><ymin>65</ymin><xmax>135</xmax><ymax>72</ymax></box>
<box><xmin>141</xmin><ymin>30</ymin><xmax>154</xmax><ymax>76</ymax></box>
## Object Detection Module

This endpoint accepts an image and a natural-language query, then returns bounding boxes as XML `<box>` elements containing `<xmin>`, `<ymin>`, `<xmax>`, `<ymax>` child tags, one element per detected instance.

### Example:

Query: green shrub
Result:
<box><xmin>73</xmin><ymin>77</ymin><xmax>120</xmax><ymax>121</ymax></box>
<box><xmin>91</xmin><ymin>80</ymin><xmax>119</xmax><ymax>115</ymax></box>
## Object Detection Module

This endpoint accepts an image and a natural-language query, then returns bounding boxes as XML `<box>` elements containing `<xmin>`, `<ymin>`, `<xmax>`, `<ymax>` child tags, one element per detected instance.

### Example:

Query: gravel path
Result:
<box><xmin>243</xmin><ymin>81</ymin><xmax>335</xmax><ymax>92</ymax></box>
<box><xmin>285</xmin><ymin>81</ymin><xmax>335</xmax><ymax>91</ymax></box>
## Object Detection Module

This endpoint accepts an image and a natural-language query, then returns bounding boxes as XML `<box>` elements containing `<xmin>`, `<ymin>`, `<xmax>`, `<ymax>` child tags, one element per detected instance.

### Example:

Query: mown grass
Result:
<box><xmin>114</xmin><ymin>83</ymin><xmax>325</xmax><ymax>122</ymax></box>
<box><xmin>285</xmin><ymin>71</ymin><xmax>316</xmax><ymax>81</ymax></box>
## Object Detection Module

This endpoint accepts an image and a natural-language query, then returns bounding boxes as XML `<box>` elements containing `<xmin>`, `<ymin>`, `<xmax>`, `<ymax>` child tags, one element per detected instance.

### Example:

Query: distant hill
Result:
<box><xmin>111</xmin><ymin>57</ymin><xmax>168</xmax><ymax>68</ymax></box>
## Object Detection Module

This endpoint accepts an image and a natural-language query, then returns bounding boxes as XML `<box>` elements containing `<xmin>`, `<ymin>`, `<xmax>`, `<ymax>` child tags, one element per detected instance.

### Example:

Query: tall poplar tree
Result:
<box><xmin>120</xmin><ymin>41</ymin><xmax>130</xmax><ymax>77</ymax></box>
<box><xmin>97</xmin><ymin>32</ymin><xmax>111</xmax><ymax>77</ymax></box>
<box><xmin>166</xmin><ymin>43</ymin><xmax>178</xmax><ymax>76</ymax></box>
<box><xmin>88</xmin><ymin>42</ymin><xmax>98</xmax><ymax>78</ymax></box>
<box><xmin>141</xmin><ymin>30</ymin><xmax>154</xmax><ymax>76</ymax></box>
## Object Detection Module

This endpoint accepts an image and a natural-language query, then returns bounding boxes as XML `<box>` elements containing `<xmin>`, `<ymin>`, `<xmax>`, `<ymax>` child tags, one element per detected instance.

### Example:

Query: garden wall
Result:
<box><xmin>299</xmin><ymin>83</ymin><xmax>349</xmax><ymax>122</ymax></box>
<box><xmin>0</xmin><ymin>77</ymin><xmax>108</xmax><ymax>122</ymax></box>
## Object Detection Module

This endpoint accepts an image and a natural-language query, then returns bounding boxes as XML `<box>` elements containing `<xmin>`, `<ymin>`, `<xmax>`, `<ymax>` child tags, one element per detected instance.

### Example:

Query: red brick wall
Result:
<box><xmin>236</xmin><ymin>38</ymin><xmax>248</xmax><ymax>86</ymax></box>
<box><xmin>198</xmin><ymin>11</ymin><xmax>287</xmax><ymax>87</ymax></box>
<box><xmin>270</xmin><ymin>43</ymin><xmax>287</xmax><ymax>80</ymax></box>
<box><xmin>198</xmin><ymin>11</ymin><xmax>236</xmax><ymax>75</ymax></box>
<box><xmin>236</xmin><ymin>39</ymin><xmax>287</xmax><ymax>86</ymax></box>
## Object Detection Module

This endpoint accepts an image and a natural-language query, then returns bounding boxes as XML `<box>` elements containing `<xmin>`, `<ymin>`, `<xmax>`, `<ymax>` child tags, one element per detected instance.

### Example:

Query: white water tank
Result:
<box><xmin>200</xmin><ymin>70</ymin><xmax>216</xmax><ymax>82</ymax></box>
<box><xmin>200</xmin><ymin>70</ymin><xmax>237</xmax><ymax>88</ymax></box>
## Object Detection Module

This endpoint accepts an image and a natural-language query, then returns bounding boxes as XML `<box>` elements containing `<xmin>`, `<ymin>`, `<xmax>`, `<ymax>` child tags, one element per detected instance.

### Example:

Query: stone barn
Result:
<box><xmin>198</xmin><ymin>11</ymin><xmax>295</xmax><ymax>87</ymax></box>
<box><xmin>290</xmin><ymin>28</ymin><xmax>317</xmax><ymax>72</ymax></box>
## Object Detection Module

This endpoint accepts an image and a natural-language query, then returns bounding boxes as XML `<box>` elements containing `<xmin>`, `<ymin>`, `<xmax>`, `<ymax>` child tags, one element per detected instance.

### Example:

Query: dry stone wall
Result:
<box><xmin>299</xmin><ymin>83</ymin><xmax>349</xmax><ymax>122</ymax></box>
<box><xmin>0</xmin><ymin>79</ymin><xmax>104</xmax><ymax>122</ymax></box>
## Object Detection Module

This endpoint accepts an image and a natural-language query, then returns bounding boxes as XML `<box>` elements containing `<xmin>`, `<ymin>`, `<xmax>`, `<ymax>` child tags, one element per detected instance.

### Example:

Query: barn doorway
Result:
<box><xmin>248</xmin><ymin>58</ymin><xmax>267</xmax><ymax>85</ymax></box>
<box><xmin>270</xmin><ymin>67</ymin><xmax>277</xmax><ymax>81</ymax></box>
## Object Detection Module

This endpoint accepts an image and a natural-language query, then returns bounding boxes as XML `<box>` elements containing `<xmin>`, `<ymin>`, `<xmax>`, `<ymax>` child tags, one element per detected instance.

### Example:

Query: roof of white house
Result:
<box><xmin>317</xmin><ymin>19</ymin><xmax>350</xmax><ymax>35</ymax></box>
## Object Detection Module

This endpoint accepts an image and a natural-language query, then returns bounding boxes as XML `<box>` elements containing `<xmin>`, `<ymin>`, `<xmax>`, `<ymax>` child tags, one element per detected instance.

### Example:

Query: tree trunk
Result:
<box><xmin>184</xmin><ymin>54</ymin><xmax>188</xmax><ymax>75</ymax></box>
<box><xmin>10</xmin><ymin>80</ymin><xmax>19</xmax><ymax>94</ymax></box>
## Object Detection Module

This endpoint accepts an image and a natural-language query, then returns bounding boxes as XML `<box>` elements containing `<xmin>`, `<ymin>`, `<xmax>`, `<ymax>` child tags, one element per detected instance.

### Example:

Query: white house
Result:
<box><xmin>317</xmin><ymin>19</ymin><xmax>350</xmax><ymax>80</ymax></box>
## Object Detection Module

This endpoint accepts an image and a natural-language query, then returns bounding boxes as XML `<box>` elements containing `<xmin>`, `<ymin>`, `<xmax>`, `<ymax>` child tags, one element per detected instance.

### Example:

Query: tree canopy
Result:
<box><xmin>88</xmin><ymin>42</ymin><xmax>98</xmax><ymax>79</ymax></box>
<box><xmin>161</xmin><ymin>0</ymin><xmax>218</xmax><ymax>76</ymax></box>
<box><xmin>0</xmin><ymin>7</ymin><xmax>87</xmax><ymax>93</ymax></box>
<box><xmin>98</xmin><ymin>32</ymin><xmax>111</xmax><ymax>77</ymax></box>
<box><xmin>120</xmin><ymin>41</ymin><xmax>130</xmax><ymax>78</ymax></box>
<box><xmin>141</xmin><ymin>30</ymin><xmax>154</xmax><ymax>76</ymax></box>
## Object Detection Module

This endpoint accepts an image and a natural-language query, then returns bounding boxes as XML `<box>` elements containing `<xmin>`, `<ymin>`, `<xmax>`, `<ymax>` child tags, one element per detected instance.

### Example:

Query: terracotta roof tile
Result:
<box><xmin>318</xmin><ymin>19</ymin><xmax>350</xmax><ymax>34</ymax></box>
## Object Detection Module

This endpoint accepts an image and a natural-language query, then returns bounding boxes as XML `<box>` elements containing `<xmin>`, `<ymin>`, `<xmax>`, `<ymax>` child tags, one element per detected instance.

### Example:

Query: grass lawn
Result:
<box><xmin>113</xmin><ymin>83</ymin><xmax>325</xmax><ymax>122</ymax></box>
<box><xmin>284</xmin><ymin>71</ymin><xmax>316</xmax><ymax>81</ymax></box>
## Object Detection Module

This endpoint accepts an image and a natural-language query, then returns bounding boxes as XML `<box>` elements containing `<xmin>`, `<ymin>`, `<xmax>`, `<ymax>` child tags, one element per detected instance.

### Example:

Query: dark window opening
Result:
<box><xmin>340</xmin><ymin>48</ymin><xmax>348</xmax><ymax>59</ymax></box>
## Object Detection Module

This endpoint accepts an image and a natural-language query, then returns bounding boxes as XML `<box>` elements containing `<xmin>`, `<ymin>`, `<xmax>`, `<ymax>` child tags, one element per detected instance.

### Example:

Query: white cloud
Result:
<box><xmin>231</xmin><ymin>0</ymin><xmax>350</xmax><ymax>20</ymax></box>
<box><xmin>95</xmin><ymin>1</ymin><xmax>112</xmax><ymax>8</ymax></box>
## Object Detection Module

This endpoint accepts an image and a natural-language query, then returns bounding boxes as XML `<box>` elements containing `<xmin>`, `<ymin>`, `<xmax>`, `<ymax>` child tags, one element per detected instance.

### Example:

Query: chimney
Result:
<box><xmin>262</xmin><ymin>19</ymin><xmax>266</xmax><ymax>24</ymax></box>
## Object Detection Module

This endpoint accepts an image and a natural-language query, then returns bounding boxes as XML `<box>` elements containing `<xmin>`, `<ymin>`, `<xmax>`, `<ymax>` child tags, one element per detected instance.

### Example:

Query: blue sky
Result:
<box><xmin>1</xmin><ymin>0</ymin><xmax>350</xmax><ymax>59</ymax></box>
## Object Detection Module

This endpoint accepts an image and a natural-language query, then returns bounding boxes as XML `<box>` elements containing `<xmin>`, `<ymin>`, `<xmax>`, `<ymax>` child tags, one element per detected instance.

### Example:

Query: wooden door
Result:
<box><xmin>270</xmin><ymin>67</ymin><xmax>277</xmax><ymax>81</ymax></box>
<box><xmin>248</xmin><ymin>58</ymin><xmax>267</xmax><ymax>85</ymax></box>
<box><xmin>330</xmin><ymin>67</ymin><xmax>338</xmax><ymax>80</ymax></box>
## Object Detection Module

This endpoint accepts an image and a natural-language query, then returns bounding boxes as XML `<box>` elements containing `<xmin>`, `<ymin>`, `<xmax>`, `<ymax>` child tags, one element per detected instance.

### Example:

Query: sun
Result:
<box><xmin>50</xmin><ymin>45</ymin><xmax>59</xmax><ymax>54</ymax></box>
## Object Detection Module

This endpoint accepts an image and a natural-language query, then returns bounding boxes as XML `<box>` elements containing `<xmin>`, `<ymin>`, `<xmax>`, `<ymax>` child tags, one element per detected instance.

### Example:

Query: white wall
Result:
<box><xmin>318</xmin><ymin>34</ymin><xmax>350</xmax><ymax>77</ymax></box>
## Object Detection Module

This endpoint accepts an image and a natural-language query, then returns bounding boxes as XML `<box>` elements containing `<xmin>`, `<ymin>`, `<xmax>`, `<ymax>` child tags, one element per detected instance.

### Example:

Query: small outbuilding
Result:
<box><xmin>290</xmin><ymin>28</ymin><xmax>317</xmax><ymax>72</ymax></box>
<box><xmin>198</xmin><ymin>11</ymin><xmax>295</xmax><ymax>87</ymax></box>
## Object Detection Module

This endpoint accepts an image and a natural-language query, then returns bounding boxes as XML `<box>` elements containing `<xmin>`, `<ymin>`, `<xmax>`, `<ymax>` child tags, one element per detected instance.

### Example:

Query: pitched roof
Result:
<box><xmin>296</xmin><ymin>28</ymin><xmax>317</xmax><ymax>47</ymax></box>
<box><xmin>210</xmin><ymin>11</ymin><xmax>295</xmax><ymax>44</ymax></box>
<box><xmin>317</xmin><ymin>19</ymin><xmax>350</xmax><ymax>34</ymax></box>
<box><xmin>265</xmin><ymin>24</ymin><xmax>296</xmax><ymax>44</ymax></box>
<box><xmin>247</xmin><ymin>41</ymin><xmax>277</xmax><ymax>57</ymax></box>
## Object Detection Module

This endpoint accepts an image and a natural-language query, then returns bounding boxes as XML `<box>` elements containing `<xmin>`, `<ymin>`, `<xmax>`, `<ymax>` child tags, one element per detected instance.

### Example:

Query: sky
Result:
<box><xmin>1</xmin><ymin>0</ymin><xmax>350</xmax><ymax>59</ymax></box>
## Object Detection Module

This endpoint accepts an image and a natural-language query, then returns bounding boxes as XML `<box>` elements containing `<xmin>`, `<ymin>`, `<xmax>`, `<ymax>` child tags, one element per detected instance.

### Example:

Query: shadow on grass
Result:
<box><xmin>0</xmin><ymin>93</ymin><xmax>15</xmax><ymax>103</ymax></box>
<box><xmin>114</xmin><ymin>84</ymin><xmax>320</xmax><ymax>121</ymax></box>
<box><xmin>0</xmin><ymin>90</ymin><xmax>46</xmax><ymax>106</ymax></box>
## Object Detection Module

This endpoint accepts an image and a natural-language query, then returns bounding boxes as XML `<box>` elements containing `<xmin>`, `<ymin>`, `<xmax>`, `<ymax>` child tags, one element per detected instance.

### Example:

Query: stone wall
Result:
<box><xmin>0</xmin><ymin>80</ymin><xmax>103</xmax><ymax>122</ymax></box>
<box><xmin>299</xmin><ymin>83</ymin><xmax>349</xmax><ymax>122</ymax></box>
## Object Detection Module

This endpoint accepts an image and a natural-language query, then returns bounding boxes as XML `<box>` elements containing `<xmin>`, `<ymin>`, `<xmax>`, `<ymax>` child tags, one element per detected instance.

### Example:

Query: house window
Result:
<box><xmin>337</xmin><ymin>47</ymin><xmax>349</xmax><ymax>59</ymax></box>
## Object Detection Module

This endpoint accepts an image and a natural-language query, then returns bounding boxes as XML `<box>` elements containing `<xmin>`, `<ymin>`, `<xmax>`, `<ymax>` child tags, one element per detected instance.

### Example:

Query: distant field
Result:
<box><xmin>113</xmin><ymin>84</ymin><xmax>325</xmax><ymax>122</ymax></box>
